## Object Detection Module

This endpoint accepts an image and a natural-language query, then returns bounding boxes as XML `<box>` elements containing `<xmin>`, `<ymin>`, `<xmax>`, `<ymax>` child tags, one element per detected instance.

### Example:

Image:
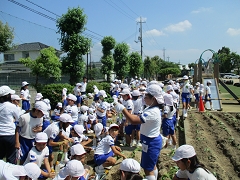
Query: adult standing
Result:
<box><xmin>20</xmin><ymin>81</ymin><xmax>31</xmax><ymax>111</ymax></box>
<box><xmin>80</xmin><ymin>76</ymin><xmax>87</xmax><ymax>95</ymax></box>
<box><xmin>0</xmin><ymin>86</ymin><xmax>20</xmax><ymax>164</ymax></box>
<box><xmin>114</xmin><ymin>84</ymin><xmax>163</xmax><ymax>180</ymax></box>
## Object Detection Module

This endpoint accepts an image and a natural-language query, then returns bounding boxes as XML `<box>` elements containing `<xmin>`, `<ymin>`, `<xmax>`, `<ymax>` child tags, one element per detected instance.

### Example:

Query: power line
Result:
<box><xmin>119</xmin><ymin>0</ymin><xmax>139</xmax><ymax>17</ymax></box>
<box><xmin>145</xmin><ymin>22</ymin><xmax>163</xmax><ymax>50</ymax></box>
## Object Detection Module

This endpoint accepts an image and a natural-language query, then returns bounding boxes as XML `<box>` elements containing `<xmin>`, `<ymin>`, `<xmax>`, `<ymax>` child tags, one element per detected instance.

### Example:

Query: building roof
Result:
<box><xmin>6</xmin><ymin>42</ymin><xmax>50</xmax><ymax>52</ymax></box>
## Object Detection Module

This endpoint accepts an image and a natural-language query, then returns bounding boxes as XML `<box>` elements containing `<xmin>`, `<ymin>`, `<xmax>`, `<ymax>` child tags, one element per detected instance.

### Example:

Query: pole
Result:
<box><xmin>140</xmin><ymin>17</ymin><xmax>143</xmax><ymax>60</ymax></box>
<box><xmin>86</xmin><ymin>52</ymin><xmax>89</xmax><ymax>83</ymax></box>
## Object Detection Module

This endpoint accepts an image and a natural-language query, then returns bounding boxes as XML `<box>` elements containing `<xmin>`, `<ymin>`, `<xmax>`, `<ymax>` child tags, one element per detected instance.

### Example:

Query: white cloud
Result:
<box><xmin>136</xmin><ymin>17</ymin><xmax>147</xmax><ymax>22</ymax></box>
<box><xmin>164</xmin><ymin>20</ymin><xmax>192</xmax><ymax>32</ymax></box>
<box><xmin>145</xmin><ymin>29</ymin><xmax>165</xmax><ymax>36</ymax></box>
<box><xmin>191</xmin><ymin>7</ymin><xmax>211</xmax><ymax>14</ymax></box>
<box><xmin>226</xmin><ymin>28</ymin><xmax>240</xmax><ymax>36</ymax></box>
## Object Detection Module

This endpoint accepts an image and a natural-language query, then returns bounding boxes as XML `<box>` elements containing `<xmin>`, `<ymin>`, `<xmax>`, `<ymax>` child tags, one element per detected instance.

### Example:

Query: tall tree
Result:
<box><xmin>57</xmin><ymin>7</ymin><xmax>91</xmax><ymax>85</ymax></box>
<box><xmin>20</xmin><ymin>47</ymin><xmax>61</xmax><ymax>86</ymax></box>
<box><xmin>217</xmin><ymin>47</ymin><xmax>235</xmax><ymax>73</ymax></box>
<box><xmin>129</xmin><ymin>52</ymin><xmax>143</xmax><ymax>78</ymax></box>
<box><xmin>0</xmin><ymin>21</ymin><xmax>14</xmax><ymax>52</ymax></box>
<box><xmin>113</xmin><ymin>43</ymin><xmax>129</xmax><ymax>80</ymax></box>
<box><xmin>100</xmin><ymin>36</ymin><xmax>116</xmax><ymax>82</ymax></box>
<box><xmin>143</xmin><ymin>56</ymin><xmax>152</xmax><ymax>80</ymax></box>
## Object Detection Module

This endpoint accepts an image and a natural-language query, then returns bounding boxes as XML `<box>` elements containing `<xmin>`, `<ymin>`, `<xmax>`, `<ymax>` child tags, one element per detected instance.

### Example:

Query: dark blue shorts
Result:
<box><xmin>22</xmin><ymin>100</ymin><xmax>30</xmax><ymax>111</ymax></box>
<box><xmin>94</xmin><ymin>150</ymin><xmax>114</xmax><ymax>165</ymax></box>
<box><xmin>181</xmin><ymin>93</ymin><xmax>190</xmax><ymax>103</ymax></box>
<box><xmin>97</xmin><ymin>115</ymin><xmax>106</xmax><ymax>127</ymax></box>
<box><xmin>140</xmin><ymin>134</ymin><xmax>162</xmax><ymax>171</ymax></box>
<box><xmin>205</xmin><ymin>94</ymin><xmax>211</xmax><ymax>102</ymax></box>
<box><xmin>162</xmin><ymin>118</ymin><xmax>175</xmax><ymax>136</ymax></box>
<box><xmin>19</xmin><ymin>136</ymin><xmax>35</xmax><ymax>162</ymax></box>
<box><xmin>194</xmin><ymin>94</ymin><xmax>199</xmax><ymax>101</ymax></box>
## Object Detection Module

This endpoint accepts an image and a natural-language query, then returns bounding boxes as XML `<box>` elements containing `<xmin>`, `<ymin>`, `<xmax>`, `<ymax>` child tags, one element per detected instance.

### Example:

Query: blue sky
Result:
<box><xmin>1</xmin><ymin>0</ymin><xmax>240</xmax><ymax>66</ymax></box>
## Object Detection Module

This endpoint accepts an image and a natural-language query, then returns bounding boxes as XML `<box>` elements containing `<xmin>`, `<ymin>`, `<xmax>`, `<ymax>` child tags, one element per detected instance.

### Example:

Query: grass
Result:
<box><xmin>219</xmin><ymin>84</ymin><xmax>240</xmax><ymax>99</ymax></box>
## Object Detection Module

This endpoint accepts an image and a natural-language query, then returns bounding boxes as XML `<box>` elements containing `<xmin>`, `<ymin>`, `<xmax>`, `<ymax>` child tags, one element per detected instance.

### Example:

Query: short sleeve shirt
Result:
<box><xmin>94</xmin><ymin>135</ymin><xmax>115</xmax><ymax>155</ymax></box>
<box><xmin>176</xmin><ymin>168</ymin><xmax>217</xmax><ymax>180</ymax></box>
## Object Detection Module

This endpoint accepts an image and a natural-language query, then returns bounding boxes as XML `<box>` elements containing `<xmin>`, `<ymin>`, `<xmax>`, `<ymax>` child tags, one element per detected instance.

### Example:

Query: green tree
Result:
<box><xmin>57</xmin><ymin>7</ymin><xmax>91</xmax><ymax>85</ymax></box>
<box><xmin>100</xmin><ymin>36</ymin><xmax>116</xmax><ymax>82</ymax></box>
<box><xmin>143</xmin><ymin>56</ymin><xmax>152</xmax><ymax>80</ymax></box>
<box><xmin>0</xmin><ymin>21</ymin><xmax>14</xmax><ymax>52</ymax></box>
<box><xmin>188</xmin><ymin>63</ymin><xmax>195</xmax><ymax>69</ymax></box>
<box><xmin>20</xmin><ymin>47</ymin><xmax>61</xmax><ymax>86</ymax></box>
<box><xmin>129</xmin><ymin>52</ymin><xmax>143</xmax><ymax>78</ymax></box>
<box><xmin>113</xmin><ymin>42</ymin><xmax>129</xmax><ymax>80</ymax></box>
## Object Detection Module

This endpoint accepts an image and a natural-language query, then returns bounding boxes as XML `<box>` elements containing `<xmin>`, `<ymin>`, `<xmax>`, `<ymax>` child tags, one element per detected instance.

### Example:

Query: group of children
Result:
<box><xmin>0</xmin><ymin>76</ymin><xmax>216</xmax><ymax>180</ymax></box>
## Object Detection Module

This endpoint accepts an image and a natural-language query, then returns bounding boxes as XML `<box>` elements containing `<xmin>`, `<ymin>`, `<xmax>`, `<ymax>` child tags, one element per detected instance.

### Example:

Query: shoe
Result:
<box><xmin>137</xmin><ymin>142</ymin><xmax>142</xmax><ymax>147</ymax></box>
<box><xmin>95</xmin><ymin>166</ymin><xmax>105</xmax><ymax>175</ymax></box>
<box><xmin>132</xmin><ymin>139</ymin><xmax>137</xmax><ymax>146</ymax></box>
<box><xmin>104</xmin><ymin>166</ymin><xmax>112</xmax><ymax>170</ymax></box>
<box><xmin>168</xmin><ymin>139</ymin><xmax>172</xmax><ymax>146</ymax></box>
<box><xmin>88</xmin><ymin>130</ymin><xmax>94</xmax><ymax>134</ymax></box>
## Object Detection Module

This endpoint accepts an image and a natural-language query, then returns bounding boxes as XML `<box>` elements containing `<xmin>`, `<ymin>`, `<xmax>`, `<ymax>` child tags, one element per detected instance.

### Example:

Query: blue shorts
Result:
<box><xmin>93</xmin><ymin>94</ymin><xmax>99</xmax><ymax>102</ymax></box>
<box><xmin>194</xmin><ymin>94</ymin><xmax>199</xmax><ymax>101</ymax></box>
<box><xmin>125</xmin><ymin>125</ymin><xmax>132</xmax><ymax>135</ymax></box>
<box><xmin>42</xmin><ymin>120</ymin><xmax>50</xmax><ymax>132</ymax></box>
<box><xmin>19</xmin><ymin>136</ymin><xmax>35</xmax><ymax>162</ymax></box>
<box><xmin>76</xmin><ymin>95</ymin><xmax>82</xmax><ymax>105</ymax></box>
<box><xmin>205</xmin><ymin>94</ymin><xmax>211</xmax><ymax>102</ymax></box>
<box><xmin>22</xmin><ymin>100</ymin><xmax>30</xmax><ymax>111</ymax></box>
<box><xmin>94</xmin><ymin>150</ymin><xmax>114</xmax><ymax>165</ymax></box>
<box><xmin>70</xmin><ymin>120</ymin><xmax>78</xmax><ymax>127</ymax></box>
<box><xmin>63</xmin><ymin>99</ymin><xmax>68</xmax><ymax>108</ymax></box>
<box><xmin>162</xmin><ymin>118</ymin><xmax>175</xmax><ymax>136</ymax></box>
<box><xmin>51</xmin><ymin>115</ymin><xmax>60</xmax><ymax>121</ymax></box>
<box><xmin>97</xmin><ymin>115</ymin><xmax>106</xmax><ymax>127</ymax></box>
<box><xmin>181</xmin><ymin>93</ymin><xmax>190</xmax><ymax>103</ymax></box>
<box><xmin>140</xmin><ymin>134</ymin><xmax>162</xmax><ymax>171</ymax></box>
<box><xmin>172</xmin><ymin>115</ymin><xmax>177</xmax><ymax>127</ymax></box>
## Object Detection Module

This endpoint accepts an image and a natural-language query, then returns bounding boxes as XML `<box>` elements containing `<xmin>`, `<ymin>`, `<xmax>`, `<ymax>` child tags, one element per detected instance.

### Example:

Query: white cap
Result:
<box><xmin>35</xmin><ymin>93</ymin><xmax>43</xmax><ymax>101</ymax></box>
<box><xmin>66</xmin><ymin>160</ymin><xmax>85</xmax><ymax>177</ymax></box>
<box><xmin>63</xmin><ymin>88</ymin><xmax>67</xmax><ymax>92</ymax></box>
<box><xmin>132</xmin><ymin>90</ymin><xmax>141</xmax><ymax>96</ymax></box>
<box><xmin>11</xmin><ymin>94</ymin><xmax>21</xmax><ymax>100</ymax></box>
<box><xmin>141</xmin><ymin>81</ymin><xmax>147</xmax><ymax>87</ymax></box>
<box><xmin>148</xmin><ymin>80</ymin><xmax>158</xmax><ymax>86</ymax></box>
<box><xmin>97</xmin><ymin>90</ymin><xmax>107</xmax><ymax>98</ymax></box>
<box><xmin>163</xmin><ymin>93</ymin><xmax>173</xmax><ymax>106</ymax></box>
<box><xmin>73</xmin><ymin>125</ymin><xmax>84</xmax><ymax>137</ymax></box>
<box><xmin>34</xmin><ymin>101</ymin><xmax>49</xmax><ymax>116</ymax></box>
<box><xmin>57</xmin><ymin>102</ymin><xmax>62</xmax><ymax>108</ymax></box>
<box><xmin>22</xmin><ymin>81</ymin><xmax>29</xmax><ymax>87</ymax></box>
<box><xmin>59</xmin><ymin>113</ymin><xmax>74</xmax><ymax>123</ymax></box>
<box><xmin>12</xmin><ymin>163</ymin><xmax>41</xmax><ymax>180</ymax></box>
<box><xmin>159</xmin><ymin>83</ymin><xmax>164</xmax><ymax>88</ymax></box>
<box><xmin>207</xmin><ymin>80</ymin><xmax>212</xmax><ymax>84</ymax></box>
<box><xmin>172</xmin><ymin>145</ymin><xmax>196</xmax><ymax>161</ymax></box>
<box><xmin>78</xmin><ymin>114</ymin><xmax>88</xmax><ymax>123</ymax></box>
<box><xmin>94</xmin><ymin>123</ymin><xmax>103</xmax><ymax>137</ymax></box>
<box><xmin>88</xmin><ymin>114</ymin><xmax>96</xmax><ymax>121</ymax></box>
<box><xmin>195</xmin><ymin>82</ymin><xmax>200</xmax><ymax>86</ymax></box>
<box><xmin>183</xmin><ymin>75</ymin><xmax>188</xmax><ymax>80</ymax></box>
<box><xmin>166</xmin><ymin>85</ymin><xmax>173</xmax><ymax>92</ymax></box>
<box><xmin>80</xmin><ymin>105</ymin><xmax>89</xmax><ymax>113</ymax></box>
<box><xmin>0</xmin><ymin>86</ymin><xmax>15</xmax><ymax>97</ymax></box>
<box><xmin>88</xmin><ymin>107</ymin><xmax>94</xmax><ymax>114</ymax></box>
<box><xmin>120</xmin><ymin>158</ymin><xmax>141</xmax><ymax>173</ymax></box>
<box><xmin>146</xmin><ymin>84</ymin><xmax>164</xmax><ymax>104</ymax></box>
<box><xmin>70</xmin><ymin>144</ymin><xmax>86</xmax><ymax>156</ymax></box>
<box><xmin>35</xmin><ymin>132</ymin><xmax>48</xmax><ymax>143</ymax></box>
<box><xmin>120</xmin><ymin>89</ymin><xmax>131</xmax><ymax>95</ymax></box>
<box><xmin>168</xmin><ymin>80</ymin><xmax>174</xmax><ymax>85</ymax></box>
<box><xmin>76</xmin><ymin>83</ymin><xmax>82</xmax><ymax>86</ymax></box>
<box><xmin>67</xmin><ymin>94</ymin><xmax>77</xmax><ymax>101</ymax></box>
<box><xmin>118</xmin><ymin>80</ymin><xmax>121</xmax><ymax>83</ymax></box>
<box><xmin>109</xmin><ymin>123</ymin><xmax>119</xmax><ymax>130</ymax></box>
<box><xmin>120</xmin><ymin>83</ymin><xmax>129</xmax><ymax>89</ymax></box>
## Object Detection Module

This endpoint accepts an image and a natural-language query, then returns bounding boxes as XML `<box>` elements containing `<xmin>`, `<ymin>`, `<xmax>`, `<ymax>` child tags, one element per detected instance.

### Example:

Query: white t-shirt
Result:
<box><xmin>78</xmin><ymin>114</ymin><xmax>88</xmax><ymax>126</ymax></box>
<box><xmin>44</xmin><ymin>122</ymin><xmax>71</xmax><ymax>140</ymax></box>
<box><xmin>17</xmin><ymin>113</ymin><xmax>43</xmax><ymax>139</ymax></box>
<box><xmin>0</xmin><ymin>102</ymin><xmax>19</xmax><ymax>135</ymax></box>
<box><xmin>176</xmin><ymin>168</ymin><xmax>217</xmax><ymax>180</ymax></box>
<box><xmin>23</xmin><ymin>146</ymin><xmax>49</xmax><ymax>167</ymax></box>
<box><xmin>21</xmin><ymin>89</ymin><xmax>30</xmax><ymax>101</ymax></box>
<box><xmin>80</xmin><ymin>82</ymin><xmax>87</xmax><ymax>92</ymax></box>
<box><xmin>182</xmin><ymin>82</ymin><xmax>191</xmax><ymax>93</ymax></box>
<box><xmin>205</xmin><ymin>86</ymin><xmax>211</xmax><ymax>95</ymax></box>
<box><xmin>194</xmin><ymin>86</ymin><xmax>200</xmax><ymax>94</ymax></box>
<box><xmin>96</xmin><ymin>101</ymin><xmax>108</xmax><ymax>117</ymax></box>
<box><xmin>163</xmin><ymin>106</ymin><xmax>176</xmax><ymax>119</ymax></box>
<box><xmin>122</xmin><ymin>99</ymin><xmax>134</xmax><ymax>120</ymax></box>
<box><xmin>94</xmin><ymin>135</ymin><xmax>115</xmax><ymax>155</ymax></box>
<box><xmin>64</xmin><ymin>105</ymin><xmax>78</xmax><ymax>121</ymax></box>
<box><xmin>132</xmin><ymin>98</ymin><xmax>142</xmax><ymax>114</ymax></box>
<box><xmin>0</xmin><ymin>160</ymin><xmax>19</xmax><ymax>180</ymax></box>
<box><xmin>140</xmin><ymin>106</ymin><xmax>161</xmax><ymax>138</ymax></box>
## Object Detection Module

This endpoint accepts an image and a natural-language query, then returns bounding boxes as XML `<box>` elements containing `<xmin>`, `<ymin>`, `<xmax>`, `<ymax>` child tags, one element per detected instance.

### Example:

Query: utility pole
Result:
<box><xmin>137</xmin><ymin>17</ymin><xmax>145</xmax><ymax>60</ymax></box>
<box><xmin>90</xmin><ymin>50</ymin><xmax>92</xmax><ymax>70</ymax></box>
<box><xmin>167</xmin><ymin>56</ymin><xmax>170</xmax><ymax>62</ymax></box>
<box><xmin>163</xmin><ymin>48</ymin><xmax>166</xmax><ymax>61</ymax></box>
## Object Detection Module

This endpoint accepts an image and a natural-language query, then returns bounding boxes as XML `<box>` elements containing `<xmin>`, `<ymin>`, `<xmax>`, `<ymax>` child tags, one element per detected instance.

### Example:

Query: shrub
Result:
<box><xmin>41</xmin><ymin>83</ymin><xmax>74</xmax><ymax>109</ymax></box>
<box><xmin>99</xmin><ymin>82</ymin><xmax>111</xmax><ymax>95</ymax></box>
<box><xmin>86</xmin><ymin>81</ymin><xmax>103</xmax><ymax>94</ymax></box>
<box><xmin>233</xmin><ymin>83</ymin><xmax>240</xmax><ymax>87</ymax></box>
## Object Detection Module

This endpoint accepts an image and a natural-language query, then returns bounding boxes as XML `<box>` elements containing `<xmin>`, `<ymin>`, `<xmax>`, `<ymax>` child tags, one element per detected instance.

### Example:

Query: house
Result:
<box><xmin>1</xmin><ymin>42</ymin><xmax>62</xmax><ymax>72</ymax></box>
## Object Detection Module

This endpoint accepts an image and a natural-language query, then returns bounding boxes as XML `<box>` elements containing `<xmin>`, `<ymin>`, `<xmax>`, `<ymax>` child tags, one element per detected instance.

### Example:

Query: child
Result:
<box><xmin>35</xmin><ymin>93</ymin><xmax>43</xmax><ymax>102</ymax></box>
<box><xmin>42</xmin><ymin>98</ymin><xmax>51</xmax><ymax>131</ymax></box>
<box><xmin>94</xmin><ymin>124</ymin><xmax>126</xmax><ymax>175</ymax></box>
<box><xmin>51</xmin><ymin>102</ymin><xmax>63</xmax><ymax>121</ymax></box>
<box><xmin>172</xmin><ymin>145</ymin><xmax>217</xmax><ymax>180</ymax></box>
<box><xmin>15</xmin><ymin>101</ymin><xmax>49</xmax><ymax>165</ymax></box>
<box><xmin>73</xmin><ymin>83</ymin><xmax>82</xmax><ymax>110</ymax></box>
<box><xmin>23</xmin><ymin>132</ymin><xmax>55</xmax><ymax>179</ymax></box>
<box><xmin>11</xmin><ymin>94</ymin><xmax>25</xmax><ymax>116</ymax></box>
<box><xmin>20</xmin><ymin>81</ymin><xmax>31</xmax><ymax>111</ymax></box>
<box><xmin>181</xmin><ymin>75</ymin><xmax>191</xmax><ymax>118</ymax></box>
<box><xmin>64</xmin><ymin>94</ymin><xmax>78</xmax><ymax>126</ymax></box>
<box><xmin>62</xmin><ymin>88</ymin><xmax>68</xmax><ymax>108</ymax></box>
<box><xmin>194</xmin><ymin>82</ymin><xmax>200</xmax><ymax>109</ymax></box>
<box><xmin>204</xmin><ymin>80</ymin><xmax>214</xmax><ymax>110</ymax></box>
<box><xmin>119</xmin><ymin>158</ymin><xmax>143</xmax><ymax>180</ymax></box>
<box><xmin>96</xmin><ymin>90</ymin><xmax>108</xmax><ymax>127</ymax></box>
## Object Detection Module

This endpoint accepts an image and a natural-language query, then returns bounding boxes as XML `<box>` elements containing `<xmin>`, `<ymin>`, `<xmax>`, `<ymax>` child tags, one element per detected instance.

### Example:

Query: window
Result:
<box><xmin>4</xmin><ymin>54</ymin><xmax>15</xmax><ymax>61</ymax></box>
<box><xmin>22</xmin><ymin>51</ymin><xmax>29</xmax><ymax>58</ymax></box>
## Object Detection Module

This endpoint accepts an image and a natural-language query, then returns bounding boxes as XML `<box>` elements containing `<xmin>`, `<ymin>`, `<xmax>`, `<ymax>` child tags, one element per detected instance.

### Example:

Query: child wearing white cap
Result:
<box><xmin>15</xmin><ymin>101</ymin><xmax>49</xmax><ymax>165</ymax></box>
<box><xmin>181</xmin><ymin>75</ymin><xmax>191</xmax><ymax>118</ymax></box>
<box><xmin>172</xmin><ymin>145</ymin><xmax>217</xmax><ymax>180</ymax></box>
<box><xmin>0</xmin><ymin>86</ymin><xmax>20</xmax><ymax>164</ymax></box>
<box><xmin>120</xmin><ymin>158</ymin><xmax>144</xmax><ymax>180</ymax></box>
<box><xmin>96</xmin><ymin>90</ymin><xmax>108</xmax><ymax>127</ymax></box>
<box><xmin>11</xmin><ymin>94</ymin><xmax>26</xmax><ymax>117</ymax></box>
<box><xmin>62</xmin><ymin>88</ymin><xmax>68</xmax><ymax>108</ymax></box>
<box><xmin>20</xmin><ymin>81</ymin><xmax>31</xmax><ymax>111</ymax></box>
<box><xmin>23</xmin><ymin>132</ymin><xmax>55</xmax><ymax>179</ymax></box>
<box><xmin>51</xmin><ymin>102</ymin><xmax>63</xmax><ymax>121</ymax></box>
<box><xmin>0</xmin><ymin>160</ymin><xmax>41</xmax><ymax>180</ymax></box>
<box><xmin>64</xmin><ymin>94</ymin><xmax>79</xmax><ymax>126</ymax></box>
<box><xmin>35</xmin><ymin>92</ymin><xmax>43</xmax><ymax>102</ymax></box>
<box><xmin>94</xmin><ymin>124</ymin><xmax>126</xmax><ymax>175</ymax></box>
<box><xmin>204</xmin><ymin>80</ymin><xmax>214</xmax><ymax>110</ymax></box>
<box><xmin>194</xmin><ymin>82</ymin><xmax>200</xmax><ymax>109</ymax></box>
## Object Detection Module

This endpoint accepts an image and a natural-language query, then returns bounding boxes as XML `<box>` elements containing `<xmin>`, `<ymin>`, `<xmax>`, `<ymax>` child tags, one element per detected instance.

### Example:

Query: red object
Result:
<box><xmin>199</xmin><ymin>96</ymin><xmax>205</xmax><ymax>112</ymax></box>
